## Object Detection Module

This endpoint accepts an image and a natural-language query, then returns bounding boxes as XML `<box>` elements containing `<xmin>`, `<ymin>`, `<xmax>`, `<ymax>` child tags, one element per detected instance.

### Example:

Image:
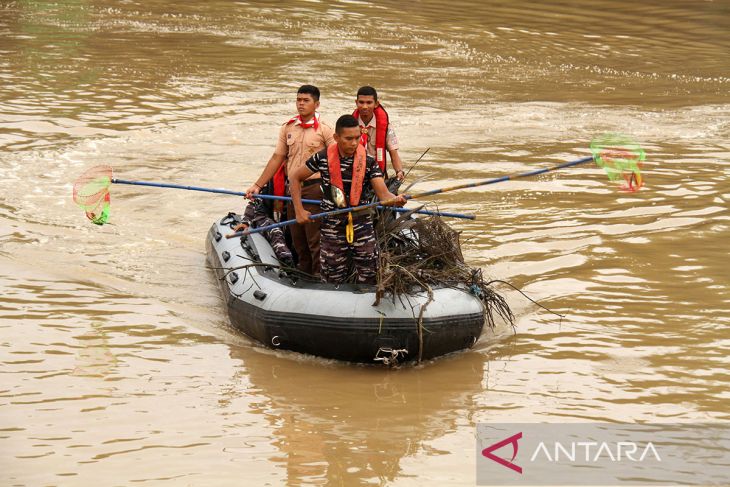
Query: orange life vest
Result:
<box><xmin>326</xmin><ymin>143</ymin><xmax>367</xmax><ymax>207</ymax></box>
<box><xmin>352</xmin><ymin>104</ymin><xmax>389</xmax><ymax>172</ymax></box>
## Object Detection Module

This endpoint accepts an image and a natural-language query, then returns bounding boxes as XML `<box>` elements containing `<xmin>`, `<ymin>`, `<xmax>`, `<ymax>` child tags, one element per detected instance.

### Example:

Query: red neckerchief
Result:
<box><xmin>287</xmin><ymin>111</ymin><xmax>320</xmax><ymax>129</ymax></box>
<box><xmin>327</xmin><ymin>143</ymin><xmax>367</xmax><ymax>207</ymax></box>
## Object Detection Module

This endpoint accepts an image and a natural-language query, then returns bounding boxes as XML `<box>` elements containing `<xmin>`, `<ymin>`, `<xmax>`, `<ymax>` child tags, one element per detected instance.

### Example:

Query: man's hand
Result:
<box><xmin>289</xmin><ymin>164</ymin><xmax>318</xmax><ymax>225</ymax></box>
<box><xmin>232</xmin><ymin>223</ymin><xmax>249</xmax><ymax>233</ymax></box>
<box><xmin>393</xmin><ymin>194</ymin><xmax>407</xmax><ymax>207</ymax></box>
<box><xmin>382</xmin><ymin>193</ymin><xmax>407</xmax><ymax>207</ymax></box>
<box><xmin>395</xmin><ymin>169</ymin><xmax>405</xmax><ymax>181</ymax></box>
<box><xmin>295</xmin><ymin>209</ymin><xmax>313</xmax><ymax>224</ymax></box>
<box><xmin>371</xmin><ymin>177</ymin><xmax>407</xmax><ymax>207</ymax></box>
<box><xmin>245</xmin><ymin>183</ymin><xmax>261</xmax><ymax>201</ymax></box>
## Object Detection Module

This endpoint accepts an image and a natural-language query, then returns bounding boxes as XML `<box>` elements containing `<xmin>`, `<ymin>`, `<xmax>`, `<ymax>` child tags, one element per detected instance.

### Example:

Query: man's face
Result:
<box><xmin>296</xmin><ymin>94</ymin><xmax>319</xmax><ymax>118</ymax></box>
<box><xmin>334</xmin><ymin>126</ymin><xmax>361</xmax><ymax>157</ymax></box>
<box><xmin>356</xmin><ymin>95</ymin><xmax>378</xmax><ymax>121</ymax></box>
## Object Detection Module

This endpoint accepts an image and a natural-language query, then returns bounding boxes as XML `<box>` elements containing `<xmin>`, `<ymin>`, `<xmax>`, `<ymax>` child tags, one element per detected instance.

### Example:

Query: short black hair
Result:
<box><xmin>356</xmin><ymin>85</ymin><xmax>378</xmax><ymax>101</ymax></box>
<box><xmin>335</xmin><ymin>114</ymin><xmax>359</xmax><ymax>134</ymax></box>
<box><xmin>298</xmin><ymin>84</ymin><xmax>320</xmax><ymax>101</ymax></box>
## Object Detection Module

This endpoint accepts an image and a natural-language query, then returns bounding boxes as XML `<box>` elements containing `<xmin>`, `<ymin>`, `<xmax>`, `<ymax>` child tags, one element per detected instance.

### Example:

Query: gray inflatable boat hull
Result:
<box><xmin>206</xmin><ymin>213</ymin><xmax>485</xmax><ymax>364</ymax></box>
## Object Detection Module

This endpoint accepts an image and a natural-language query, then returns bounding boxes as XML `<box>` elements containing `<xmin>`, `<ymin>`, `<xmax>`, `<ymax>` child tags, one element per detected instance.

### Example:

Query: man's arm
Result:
<box><xmin>245</xmin><ymin>152</ymin><xmax>286</xmax><ymax>199</ymax></box>
<box><xmin>388</xmin><ymin>149</ymin><xmax>405</xmax><ymax>180</ymax></box>
<box><xmin>371</xmin><ymin>177</ymin><xmax>406</xmax><ymax>206</ymax></box>
<box><xmin>384</xmin><ymin>126</ymin><xmax>404</xmax><ymax>180</ymax></box>
<box><xmin>289</xmin><ymin>164</ymin><xmax>317</xmax><ymax>224</ymax></box>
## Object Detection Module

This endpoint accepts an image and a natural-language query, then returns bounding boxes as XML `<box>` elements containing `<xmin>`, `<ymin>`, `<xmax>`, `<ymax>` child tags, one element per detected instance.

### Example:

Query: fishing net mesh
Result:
<box><xmin>72</xmin><ymin>165</ymin><xmax>112</xmax><ymax>225</ymax></box>
<box><xmin>590</xmin><ymin>133</ymin><xmax>645</xmax><ymax>192</ymax></box>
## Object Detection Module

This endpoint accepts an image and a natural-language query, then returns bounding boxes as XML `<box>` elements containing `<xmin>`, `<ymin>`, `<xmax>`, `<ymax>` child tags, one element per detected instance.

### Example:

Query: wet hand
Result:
<box><xmin>395</xmin><ymin>169</ymin><xmax>405</xmax><ymax>181</ymax></box>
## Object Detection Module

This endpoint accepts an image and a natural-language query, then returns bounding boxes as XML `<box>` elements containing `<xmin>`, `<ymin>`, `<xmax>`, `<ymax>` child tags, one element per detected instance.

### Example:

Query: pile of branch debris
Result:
<box><xmin>373</xmin><ymin>206</ymin><xmax>514</xmax><ymax>329</ymax></box>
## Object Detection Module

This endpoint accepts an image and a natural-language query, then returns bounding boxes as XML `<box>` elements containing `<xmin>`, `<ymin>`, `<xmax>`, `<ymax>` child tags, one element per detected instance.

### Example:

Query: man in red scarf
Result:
<box><xmin>352</xmin><ymin>86</ymin><xmax>405</xmax><ymax>181</ymax></box>
<box><xmin>245</xmin><ymin>85</ymin><xmax>335</xmax><ymax>276</ymax></box>
<box><xmin>289</xmin><ymin>115</ymin><xmax>406</xmax><ymax>284</ymax></box>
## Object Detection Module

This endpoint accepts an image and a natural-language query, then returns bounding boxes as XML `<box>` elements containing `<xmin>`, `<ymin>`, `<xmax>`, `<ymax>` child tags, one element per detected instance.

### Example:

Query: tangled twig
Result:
<box><xmin>372</xmin><ymin>207</ymin><xmax>515</xmax><ymax>334</ymax></box>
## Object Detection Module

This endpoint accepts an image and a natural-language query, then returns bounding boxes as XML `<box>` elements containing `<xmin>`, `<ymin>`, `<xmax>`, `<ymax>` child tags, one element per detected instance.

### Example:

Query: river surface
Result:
<box><xmin>1</xmin><ymin>1</ymin><xmax>728</xmax><ymax>485</ymax></box>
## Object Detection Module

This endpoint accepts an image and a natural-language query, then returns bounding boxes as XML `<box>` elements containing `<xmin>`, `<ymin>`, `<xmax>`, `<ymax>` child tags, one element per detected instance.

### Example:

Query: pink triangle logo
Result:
<box><xmin>481</xmin><ymin>432</ymin><xmax>523</xmax><ymax>474</ymax></box>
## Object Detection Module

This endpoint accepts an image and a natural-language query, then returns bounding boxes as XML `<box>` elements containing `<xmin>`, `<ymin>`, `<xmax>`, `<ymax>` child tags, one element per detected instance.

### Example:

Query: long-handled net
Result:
<box><xmin>226</xmin><ymin>133</ymin><xmax>647</xmax><ymax>240</ymax></box>
<box><xmin>70</xmin><ymin>166</ymin><xmax>475</xmax><ymax>226</ymax></box>
<box><xmin>72</xmin><ymin>134</ymin><xmax>645</xmax><ymax>229</ymax></box>
<box><xmin>72</xmin><ymin>165</ymin><xmax>113</xmax><ymax>225</ymax></box>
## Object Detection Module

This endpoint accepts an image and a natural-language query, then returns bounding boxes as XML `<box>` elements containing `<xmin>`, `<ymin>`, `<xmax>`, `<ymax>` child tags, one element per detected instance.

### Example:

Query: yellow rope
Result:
<box><xmin>346</xmin><ymin>211</ymin><xmax>354</xmax><ymax>244</ymax></box>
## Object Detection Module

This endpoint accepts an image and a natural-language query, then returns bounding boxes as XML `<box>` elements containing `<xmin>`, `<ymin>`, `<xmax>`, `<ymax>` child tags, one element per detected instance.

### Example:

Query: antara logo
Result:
<box><xmin>482</xmin><ymin>431</ymin><xmax>663</xmax><ymax>475</ymax></box>
<box><xmin>481</xmin><ymin>432</ymin><xmax>523</xmax><ymax>474</ymax></box>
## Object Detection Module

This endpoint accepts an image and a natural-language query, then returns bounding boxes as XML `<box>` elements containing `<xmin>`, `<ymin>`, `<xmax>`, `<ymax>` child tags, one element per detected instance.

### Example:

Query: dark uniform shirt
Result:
<box><xmin>305</xmin><ymin>148</ymin><xmax>383</xmax><ymax>212</ymax></box>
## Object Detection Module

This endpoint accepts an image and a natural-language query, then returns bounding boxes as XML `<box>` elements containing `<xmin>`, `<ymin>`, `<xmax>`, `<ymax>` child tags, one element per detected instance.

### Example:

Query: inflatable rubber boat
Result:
<box><xmin>206</xmin><ymin>213</ymin><xmax>486</xmax><ymax>365</ymax></box>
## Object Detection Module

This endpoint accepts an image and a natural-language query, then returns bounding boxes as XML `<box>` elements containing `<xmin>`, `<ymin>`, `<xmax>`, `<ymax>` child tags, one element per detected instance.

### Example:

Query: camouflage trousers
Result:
<box><xmin>248</xmin><ymin>211</ymin><xmax>293</xmax><ymax>265</ymax></box>
<box><xmin>320</xmin><ymin>214</ymin><xmax>378</xmax><ymax>285</ymax></box>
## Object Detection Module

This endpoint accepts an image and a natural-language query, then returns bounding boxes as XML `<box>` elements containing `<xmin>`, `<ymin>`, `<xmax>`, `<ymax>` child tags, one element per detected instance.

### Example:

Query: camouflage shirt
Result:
<box><xmin>304</xmin><ymin>148</ymin><xmax>383</xmax><ymax>212</ymax></box>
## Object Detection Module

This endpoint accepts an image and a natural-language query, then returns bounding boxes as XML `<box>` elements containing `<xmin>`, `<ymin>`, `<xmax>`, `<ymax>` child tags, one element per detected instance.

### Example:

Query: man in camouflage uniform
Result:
<box><xmin>318</xmin><ymin>212</ymin><xmax>381</xmax><ymax>283</ymax></box>
<box><xmin>234</xmin><ymin>192</ymin><xmax>294</xmax><ymax>268</ymax></box>
<box><xmin>289</xmin><ymin>114</ymin><xmax>406</xmax><ymax>284</ymax></box>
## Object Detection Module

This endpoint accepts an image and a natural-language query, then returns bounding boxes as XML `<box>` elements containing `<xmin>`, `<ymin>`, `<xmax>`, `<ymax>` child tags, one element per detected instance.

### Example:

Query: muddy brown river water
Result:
<box><xmin>1</xmin><ymin>1</ymin><xmax>728</xmax><ymax>485</ymax></box>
